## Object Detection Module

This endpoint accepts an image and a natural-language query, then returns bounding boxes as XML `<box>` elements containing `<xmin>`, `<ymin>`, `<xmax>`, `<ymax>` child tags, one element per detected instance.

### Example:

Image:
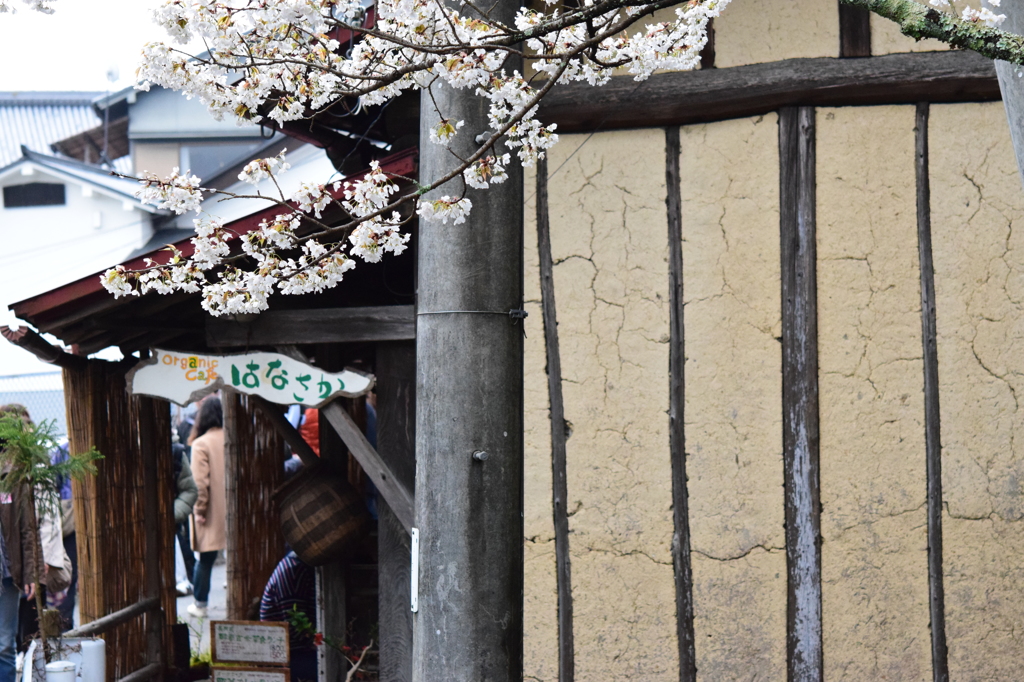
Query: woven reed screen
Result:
<box><xmin>63</xmin><ymin>361</ymin><xmax>176</xmax><ymax>680</ymax></box>
<box><xmin>225</xmin><ymin>393</ymin><xmax>288</xmax><ymax>620</ymax></box>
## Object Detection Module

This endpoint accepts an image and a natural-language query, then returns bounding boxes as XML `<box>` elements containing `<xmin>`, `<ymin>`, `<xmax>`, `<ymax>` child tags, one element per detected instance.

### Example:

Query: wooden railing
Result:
<box><xmin>64</xmin><ymin>596</ymin><xmax>163</xmax><ymax>682</ymax></box>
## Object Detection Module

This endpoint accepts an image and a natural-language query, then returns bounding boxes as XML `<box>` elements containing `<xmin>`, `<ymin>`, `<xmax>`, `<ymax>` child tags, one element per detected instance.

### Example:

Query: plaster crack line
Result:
<box><xmin>691</xmin><ymin>544</ymin><xmax>784</xmax><ymax>562</ymax></box>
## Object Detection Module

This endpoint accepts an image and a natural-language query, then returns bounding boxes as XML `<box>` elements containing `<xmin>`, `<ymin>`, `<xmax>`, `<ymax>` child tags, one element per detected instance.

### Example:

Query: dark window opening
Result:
<box><xmin>3</xmin><ymin>182</ymin><xmax>66</xmax><ymax>208</ymax></box>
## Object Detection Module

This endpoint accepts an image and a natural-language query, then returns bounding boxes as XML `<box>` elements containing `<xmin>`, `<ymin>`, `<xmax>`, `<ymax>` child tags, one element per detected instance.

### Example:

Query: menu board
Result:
<box><xmin>212</xmin><ymin>667</ymin><xmax>290</xmax><ymax>682</ymax></box>
<box><xmin>210</xmin><ymin>621</ymin><xmax>290</xmax><ymax>665</ymax></box>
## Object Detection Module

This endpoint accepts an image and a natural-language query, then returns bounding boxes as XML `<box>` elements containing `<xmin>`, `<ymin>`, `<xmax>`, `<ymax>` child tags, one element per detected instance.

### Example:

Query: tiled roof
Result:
<box><xmin>0</xmin><ymin>91</ymin><xmax>103</xmax><ymax>167</ymax></box>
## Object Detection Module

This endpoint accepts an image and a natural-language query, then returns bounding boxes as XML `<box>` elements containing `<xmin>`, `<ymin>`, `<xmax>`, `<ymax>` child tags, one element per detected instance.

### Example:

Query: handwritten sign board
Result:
<box><xmin>127</xmin><ymin>349</ymin><xmax>374</xmax><ymax>406</ymax></box>
<box><xmin>212</xmin><ymin>667</ymin><xmax>290</xmax><ymax>682</ymax></box>
<box><xmin>210</xmin><ymin>621</ymin><xmax>289</xmax><ymax>666</ymax></box>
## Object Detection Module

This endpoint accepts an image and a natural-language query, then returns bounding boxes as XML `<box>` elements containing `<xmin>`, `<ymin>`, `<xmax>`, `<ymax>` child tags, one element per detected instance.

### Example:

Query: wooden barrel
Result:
<box><xmin>274</xmin><ymin>464</ymin><xmax>369</xmax><ymax>566</ymax></box>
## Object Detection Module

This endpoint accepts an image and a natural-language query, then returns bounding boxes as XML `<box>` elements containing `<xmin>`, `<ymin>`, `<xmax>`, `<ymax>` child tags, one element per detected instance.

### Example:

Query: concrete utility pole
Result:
<box><xmin>996</xmin><ymin>0</ymin><xmax>1024</xmax><ymax>188</ymax></box>
<box><xmin>412</xmin><ymin>0</ymin><xmax>525</xmax><ymax>678</ymax></box>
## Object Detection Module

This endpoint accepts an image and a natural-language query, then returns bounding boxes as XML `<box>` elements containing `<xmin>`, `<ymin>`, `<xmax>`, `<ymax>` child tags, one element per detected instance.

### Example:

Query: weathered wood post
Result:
<box><xmin>413</xmin><ymin>0</ymin><xmax>525</xmax><ymax>676</ymax></box>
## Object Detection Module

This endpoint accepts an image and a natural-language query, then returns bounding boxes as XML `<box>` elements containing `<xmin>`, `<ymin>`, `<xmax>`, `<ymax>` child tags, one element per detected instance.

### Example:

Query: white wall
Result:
<box><xmin>0</xmin><ymin>166</ymin><xmax>154</xmax><ymax>375</ymax></box>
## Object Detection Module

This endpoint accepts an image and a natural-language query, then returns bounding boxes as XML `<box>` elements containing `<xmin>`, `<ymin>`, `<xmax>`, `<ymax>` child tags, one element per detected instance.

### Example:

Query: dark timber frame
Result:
<box><xmin>664</xmin><ymin>127</ymin><xmax>697</xmax><ymax>682</ymax></box>
<box><xmin>915</xmin><ymin>102</ymin><xmax>950</xmax><ymax>682</ymax></box>
<box><xmin>838</xmin><ymin>2</ymin><xmax>872</xmax><ymax>58</ymax></box>
<box><xmin>538</xmin><ymin>51</ymin><xmax>997</xmax><ymax>134</ymax></box>
<box><xmin>536</xmin><ymin>156</ymin><xmax>576</xmax><ymax>682</ymax></box>
<box><xmin>779</xmin><ymin>106</ymin><xmax>823</xmax><ymax>682</ymax></box>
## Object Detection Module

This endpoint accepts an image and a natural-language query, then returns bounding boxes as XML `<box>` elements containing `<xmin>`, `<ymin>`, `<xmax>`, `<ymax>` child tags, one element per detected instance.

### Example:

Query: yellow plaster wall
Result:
<box><xmin>930</xmin><ymin>102</ymin><xmax>1024</xmax><ymax>680</ymax></box>
<box><xmin>816</xmin><ymin>105</ymin><xmax>931</xmax><ymax>680</ymax></box>
<box><xmin>869</xmin><ymin>13</ymin><xmax>949</xmax><ymax>55</ymax></box>
<box><xmin>521</xmin><ymin>100</ymin><xmax>1024</xmax><ymax>680</ymax></box>
<box><xmin>542</xmin><ymin>129</ymin><xmax>676</xmax><ymax>680</ymax></box>
<box><xmin>677</xmin><ymin>114</ymin><xmax>786</xmax><ymax>681</ymax></box>
<box><xmin>714</xmin><ymin>0</ymin><xmax>838</xmax><ymax>69</ymax></box>
<box><xmin>522</xmin><ymin>165</ymin><xmax>561</xmax><ymax>682</ymax></box>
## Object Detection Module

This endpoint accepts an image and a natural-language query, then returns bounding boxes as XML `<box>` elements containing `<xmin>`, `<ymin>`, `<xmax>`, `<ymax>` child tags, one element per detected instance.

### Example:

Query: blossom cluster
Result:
<box><xmin>930</xmin><ymin>0</ymin><xmax>1006</xmax><ymax>27</ymax></box>
<box><xmin>101</xmin><ymin>0</ymin><xmax>726</xmax><ymax>314</ymax></box>
<box><xmin>103</xmin><ymin>153</ymin><xmax>412</xmax><ymax>315</ymax></box>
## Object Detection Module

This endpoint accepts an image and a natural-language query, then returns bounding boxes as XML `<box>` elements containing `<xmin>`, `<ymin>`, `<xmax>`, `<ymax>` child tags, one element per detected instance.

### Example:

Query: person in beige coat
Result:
<box><xmin>186</xmin><ymin>396</ymin><xmax>225</xmax><ymax>618</ymax></box>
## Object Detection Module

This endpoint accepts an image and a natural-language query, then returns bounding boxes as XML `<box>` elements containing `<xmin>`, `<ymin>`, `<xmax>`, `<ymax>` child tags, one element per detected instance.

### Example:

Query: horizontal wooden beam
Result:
<box><xmin>207</xmin><ymin>305</ymin><xmax>416</xmax><ymax>347</ymax></box>
<box><xmin>65</xmin><ymin>596</ymin><xmax>160</xmax><ymax>638</ymax></box>
<box><xmin>1</xmin><ymin>326</ymin><xmax>87</xmax><ymax>370</ymax></box>
<box><xmin>537</xmin><ymin>50</ymin><xmax>999</xmax><ymax>133</ymax></box>
<box><xmin>116</xmin><ymin>663</ymin><xmax>162</xmax><ymax>682</ymax></box>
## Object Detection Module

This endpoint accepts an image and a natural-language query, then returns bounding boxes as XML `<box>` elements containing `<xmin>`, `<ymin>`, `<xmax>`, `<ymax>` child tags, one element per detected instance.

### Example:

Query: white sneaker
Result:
<box><xmin>175</xmin><ymin>580</ymin><xmax>193</xmax><ymax>597</ymax></box>
<box><xmin>186</xmin><ymin>603</ymin><xmax>207</xmax><ymax>619</ymax></box>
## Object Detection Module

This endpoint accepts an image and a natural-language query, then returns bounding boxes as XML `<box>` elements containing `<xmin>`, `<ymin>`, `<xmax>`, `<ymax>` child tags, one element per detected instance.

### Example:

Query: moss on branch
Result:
<box><xmin>842</xmin><ymin>0</ymin><xmax>1024</xmax><ymax>64</ymax></box>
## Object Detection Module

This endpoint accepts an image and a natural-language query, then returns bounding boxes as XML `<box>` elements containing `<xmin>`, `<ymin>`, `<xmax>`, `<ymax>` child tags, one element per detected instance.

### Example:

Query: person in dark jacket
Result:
<box><xmin>0</xmin><ymin>406</ymin><xmax>38</xmax><ymax>682</ymax></box>
<box><xmin>172</xmin><ymin>441</ymin><xmax>198</xmax><ymax>594</ymax></box>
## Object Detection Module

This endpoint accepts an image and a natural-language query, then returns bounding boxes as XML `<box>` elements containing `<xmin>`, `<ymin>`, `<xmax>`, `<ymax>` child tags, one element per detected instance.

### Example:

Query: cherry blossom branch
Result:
<box><xmin>842</xmin><ymin>0</ymin><xmax>1024</xmax><ymax>63</ymax></box>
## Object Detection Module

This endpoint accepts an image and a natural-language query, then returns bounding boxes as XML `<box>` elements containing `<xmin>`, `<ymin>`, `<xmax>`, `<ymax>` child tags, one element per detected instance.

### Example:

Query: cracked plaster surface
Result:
<box><xmin>817</xmin><ymin>105</ymin><xmax>931</xmax><ymax>680</ymax></box>
<box><xmin>930</xmin><ymin>102</ymin><xmax>1024</xmax><ymax>680</ymax></box>
<box><xmin>678</xmin><ymin>115</ymin><xmax>786</xmax><ymax>681</ymax></box>
<box><xmin>714</xmin><ymin>0</ymin><xmax>837</xmax><ymax>69</ymax></box>
<box><xmin>541</xmin><ymin>129</ymin><xmax>676</xmax><ymax>680</ymax></box>
<box><xmin>691</xmin><ymin>549</ymin><xmax>786</xmax><ymax>681</ymax></box>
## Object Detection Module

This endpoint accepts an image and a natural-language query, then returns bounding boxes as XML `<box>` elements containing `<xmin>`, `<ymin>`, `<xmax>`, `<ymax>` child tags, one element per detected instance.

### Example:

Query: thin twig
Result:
<box><xmin>344</xmin><ymin>639</ymin><xmax>374</xmax><ymax>682</ymax></box>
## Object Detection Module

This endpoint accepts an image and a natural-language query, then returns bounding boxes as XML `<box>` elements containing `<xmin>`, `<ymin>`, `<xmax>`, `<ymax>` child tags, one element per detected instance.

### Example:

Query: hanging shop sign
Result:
<box><xmin>210</xmin><ymin>620</ymin><xmax>290</xmax><ymax>666</ymax></box>
<box><xmin>127</xmin><ymin>348</ymin><xmax>374</xmax><ymax>406</ymax></box>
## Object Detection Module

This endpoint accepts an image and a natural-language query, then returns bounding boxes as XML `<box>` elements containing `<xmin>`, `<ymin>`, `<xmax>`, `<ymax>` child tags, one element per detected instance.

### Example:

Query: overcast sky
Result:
<box><xmin>0</xmin><ymin>0</ymin><xmax>197</xmax><ymax>92</ymax></box>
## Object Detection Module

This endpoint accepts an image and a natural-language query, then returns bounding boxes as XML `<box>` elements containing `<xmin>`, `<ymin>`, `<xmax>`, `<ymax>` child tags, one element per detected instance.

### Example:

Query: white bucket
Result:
<box><xmin>79</xmin><ymin>640</ymin><xmax>105</xmax><ymax>682</ymax></box>
<box><xmin>44</xmin><ymin>661</ymin><xmax>75</xmax><ymax>682</ymax></box>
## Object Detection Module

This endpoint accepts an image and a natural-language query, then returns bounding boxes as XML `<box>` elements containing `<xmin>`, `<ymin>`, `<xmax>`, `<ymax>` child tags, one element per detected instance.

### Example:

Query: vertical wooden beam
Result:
<box><xmin>138</xmin><ymin>397</ymin><xmax>165</xmax><ymax>673</ymax></box>
<box><xmin>699</xmin><ymin>19</ymin><xmax>715</xmax><ymax>69</ymax></box>
<box><xmin>64</xmin><ymin>363</ymin><xmax>105</xmax><ymax>625</ymax></box>
<box><xmin>376</xmin><ymin>341</ymin><xmax>416</xmax><ymax>682</ymax></box>
<box><xmin>535</xmin><ymin>156</ymin><xmax>576</xmax><ymax>682</ymax></box>
<box><xmin>664</xmin><ymin>127</ymin><xmax>697</xmax><ymax>682</ymax></box>
<box><xmin>915</xmin><ymin>102</ymin><xmax>950</xmax><ymax>682</ymax></box>
<box><xmin>222</xmin><ymin>391</ymin><xmax>242</xmax><ymax>620</ymax></box>
<box><xmin>838</xmin><ymin>2</ymin><xmax>871</xmax><ymax>58</ymax></box>
<box><xmin>316</xmin><ymin>344</ymin><xmax>349</xmax><ymax>681</ymax></box>
<box><xmin>779</xmin><ymin>106</ymin><xmax>823</xmax><ymax>682</ymax></box>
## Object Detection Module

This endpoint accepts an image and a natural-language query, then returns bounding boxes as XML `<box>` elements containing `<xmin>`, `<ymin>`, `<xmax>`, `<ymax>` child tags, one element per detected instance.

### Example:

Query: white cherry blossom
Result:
<box><xmin>97</xmin><ymin>0</ymin><xmax>728</xmax><ymax>313</ymax></box>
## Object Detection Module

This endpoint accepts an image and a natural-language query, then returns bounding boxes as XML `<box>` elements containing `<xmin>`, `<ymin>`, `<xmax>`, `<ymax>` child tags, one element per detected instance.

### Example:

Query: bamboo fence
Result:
<box><xmin>225</xmin><ymin>393</ymin><xmax>287</xmax><ymax>621</ymax></box>
<box><xmin>63</xmin><ymin>360</ymin><xmax>176</xmax><ymax>680</ymax></box>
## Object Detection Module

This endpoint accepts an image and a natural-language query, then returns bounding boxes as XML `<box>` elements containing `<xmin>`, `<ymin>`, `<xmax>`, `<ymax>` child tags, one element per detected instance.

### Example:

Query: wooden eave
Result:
<box><xmin>9</xmin><ymin>147</ymin><xmax>418</xmax><ymax>355</ymax></box>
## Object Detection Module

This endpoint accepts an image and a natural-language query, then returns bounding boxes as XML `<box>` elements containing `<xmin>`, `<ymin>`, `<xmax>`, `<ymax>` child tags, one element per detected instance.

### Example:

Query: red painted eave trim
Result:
<box><xmin>10</xmin><ymin>146</ymin><xmax>418</xmax><ymax>321</ymax></box>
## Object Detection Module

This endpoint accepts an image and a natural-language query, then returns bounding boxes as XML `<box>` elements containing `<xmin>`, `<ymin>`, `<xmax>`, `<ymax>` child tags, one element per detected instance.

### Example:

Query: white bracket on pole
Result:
<box><xmin>410</xmin><ymin>527</ymin><xmax>420</xmax><ymax>613</ymax></box>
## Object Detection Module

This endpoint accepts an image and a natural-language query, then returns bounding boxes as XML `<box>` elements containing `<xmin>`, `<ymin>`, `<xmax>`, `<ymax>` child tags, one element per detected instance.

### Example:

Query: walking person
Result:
<box><xmin>186</xmin><ymin>396</ymin><xmax>224</xmax><ymax>619</ymax></box>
